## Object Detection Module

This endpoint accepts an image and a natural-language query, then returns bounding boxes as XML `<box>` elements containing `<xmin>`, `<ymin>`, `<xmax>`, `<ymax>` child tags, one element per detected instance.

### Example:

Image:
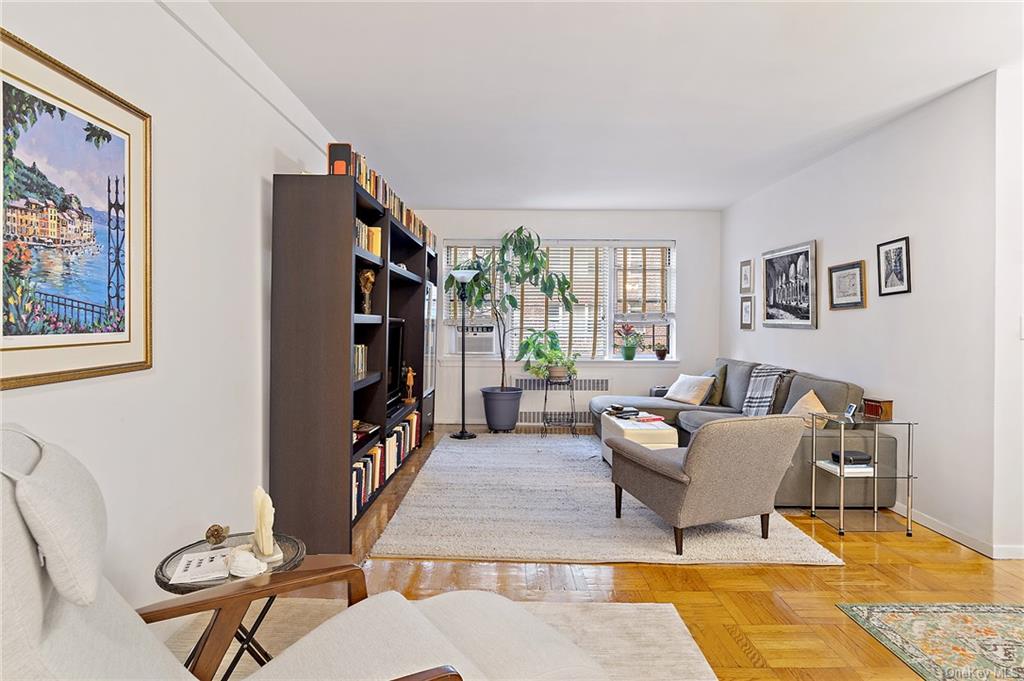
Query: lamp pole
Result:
<box><xmin>450</xmin><ymin>270</ymin><xmax>478</xmax><ymax>440</ymax></box>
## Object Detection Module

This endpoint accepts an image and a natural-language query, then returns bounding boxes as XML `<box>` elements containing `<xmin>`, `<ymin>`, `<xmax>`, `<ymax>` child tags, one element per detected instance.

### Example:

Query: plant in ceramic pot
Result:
<box><xmin>654</xmin><ymin>342</ymin><xmax>668</xmax><ymax>360</ymax></box>
<box><xmin>517</xmin><ymin>328</ymin><xmax>579</xmax><ymax>381</ymax></box>
<box><xmin>444</xmin><ymin>227</ymin><xmax>575</xmax><ymax>431</ymax></box>
<box><xmin>616</xmin><ymin>323</ymin><xmax>646</xmax><ymax>361</ymax></box>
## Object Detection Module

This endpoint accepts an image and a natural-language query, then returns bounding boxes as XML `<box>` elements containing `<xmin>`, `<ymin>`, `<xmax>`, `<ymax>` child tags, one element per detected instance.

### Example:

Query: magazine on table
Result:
<box><xmin>169</xmin><ymin>548</ymin><xmax>231</xmax><ymax>584</ymax></box>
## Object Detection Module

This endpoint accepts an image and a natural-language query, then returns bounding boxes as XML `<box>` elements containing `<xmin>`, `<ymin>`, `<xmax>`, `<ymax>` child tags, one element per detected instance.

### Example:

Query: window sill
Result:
<box><xmin>438</xmin><ymin>357</ymin><xmax>680</xmax><ymax>368</ymax></box>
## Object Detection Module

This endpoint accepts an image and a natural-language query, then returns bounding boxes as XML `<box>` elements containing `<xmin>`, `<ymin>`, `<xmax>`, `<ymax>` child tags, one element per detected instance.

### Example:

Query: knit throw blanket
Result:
<box><xmin>742</xmin><ymin>365</ymin><xmax>791</xmax><ymax>416</ymax></box>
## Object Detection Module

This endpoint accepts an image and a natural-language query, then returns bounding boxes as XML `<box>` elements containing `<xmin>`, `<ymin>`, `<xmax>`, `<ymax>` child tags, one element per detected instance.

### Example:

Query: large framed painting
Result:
<box><xmin>762</xmin><ymin>240</ymin><xmax>816</xmax><ymax>329</ymax></box>
<box><xmin>1</xmin><ymin>30</ymin><xmax>151</xmax><ymax>389</ymax></box>
<box><xmin>877</xmin><ymin>236</ymin><xmax>911</xmax><ymax>296</ymax></box>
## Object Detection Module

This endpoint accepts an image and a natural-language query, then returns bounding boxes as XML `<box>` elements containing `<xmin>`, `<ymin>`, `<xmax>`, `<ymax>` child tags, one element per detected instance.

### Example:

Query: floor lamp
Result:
<box><xmin>450</xmin><ymin>269</ymin><xmax>479</xmax><ymax>440</ymax></box>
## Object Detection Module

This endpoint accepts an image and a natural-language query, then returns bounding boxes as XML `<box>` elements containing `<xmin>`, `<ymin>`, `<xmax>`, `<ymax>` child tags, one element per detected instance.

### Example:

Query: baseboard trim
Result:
<box><xmin>890</xmin><ymin>502</ymin><xmax>1023</xmax><ymax>559</ymax></box>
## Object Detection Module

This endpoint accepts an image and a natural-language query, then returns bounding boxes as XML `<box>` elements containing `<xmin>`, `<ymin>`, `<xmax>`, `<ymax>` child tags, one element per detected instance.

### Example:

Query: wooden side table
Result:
<box><xmin>155</xmin><ymin>532</ymin><xmax>305</xmax><ymax>680</ymax></box>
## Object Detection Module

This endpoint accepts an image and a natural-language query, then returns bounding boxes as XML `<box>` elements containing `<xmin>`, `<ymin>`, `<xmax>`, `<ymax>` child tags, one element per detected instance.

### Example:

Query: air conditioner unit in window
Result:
<box><xmin>452</xmin><ymin>324</ymin><xmax>498</xmax><ymax>354</ymax></box>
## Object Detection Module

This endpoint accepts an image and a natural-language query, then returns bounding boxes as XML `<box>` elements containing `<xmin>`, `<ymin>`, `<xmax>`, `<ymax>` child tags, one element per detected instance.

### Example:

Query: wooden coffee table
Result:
<box><xmin>600</xmin><ymin>412</ymin><xmax>679</xmax><ymax>464</ymax></box>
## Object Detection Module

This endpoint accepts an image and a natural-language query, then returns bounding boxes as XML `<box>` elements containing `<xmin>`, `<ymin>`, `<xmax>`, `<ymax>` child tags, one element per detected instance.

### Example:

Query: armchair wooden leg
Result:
<box><xmin>614</xmin><ymin>484</ymin><xmax>622</xmax><ymax>518</ymax></box>
<box><xmin>673</xmin><ymin>527</ymin><xmax>683</xmax><ymax>555</ymax></box>
<box><xmin>761</xmin><ymin>513</ymin><xmax>769</xmax><ymax>539</ymax></box>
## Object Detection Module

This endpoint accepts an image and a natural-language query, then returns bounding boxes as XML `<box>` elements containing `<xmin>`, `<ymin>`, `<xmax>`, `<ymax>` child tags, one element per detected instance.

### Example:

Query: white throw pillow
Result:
<box><xmin>5</xmin><ymin>432</ymin><xmax>107</xmax><ymax>605</ymax></box>
<box><xmin>788</xmin><ymin>389</ymin><xmax>829</xmax><ymax>428</ymax></box>
<box><xmin>664</xmin><ymin>374</ymin><xmax>716</xmax><ymax>405</ymax></box>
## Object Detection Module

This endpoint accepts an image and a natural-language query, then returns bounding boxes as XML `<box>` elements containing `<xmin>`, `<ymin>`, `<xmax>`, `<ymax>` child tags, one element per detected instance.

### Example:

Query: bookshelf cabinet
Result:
<box><xmin>270</xmin><ymin>163</ymin><xmax>438</xmax><ymax>554</ymax></box>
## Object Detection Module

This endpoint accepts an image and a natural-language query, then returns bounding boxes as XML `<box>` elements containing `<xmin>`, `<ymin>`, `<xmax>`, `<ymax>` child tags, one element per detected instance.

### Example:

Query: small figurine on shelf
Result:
<box><xmin>358</xmin><ymin>269</ymin><xmax>375</xmax><ymax>315</ymax></box>
<box><xmin>403</xmin><ymin>365</ymin><xmax>416</xmax><ymax>404</ymax></box>
<box><xmin>251</xmin><ymin>486</ymin><xmax>283</xmax><ymax>563</ymax></box>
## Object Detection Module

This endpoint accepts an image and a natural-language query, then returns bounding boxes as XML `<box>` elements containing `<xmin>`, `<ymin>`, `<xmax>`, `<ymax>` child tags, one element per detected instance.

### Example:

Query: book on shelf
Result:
<box><xmin>353</xmin><ymin>345</ymin><xmax>368</xmax><ymax>377</ymax></box>
<box><xmin>631</xmin><ymin>412</ymin><xmax>664</xmax><ymax>423</ymax></box>
<box><xmin>355</xmin><ymin>219</ymin><xmax>382</xmax><ymax>257</ymax></box>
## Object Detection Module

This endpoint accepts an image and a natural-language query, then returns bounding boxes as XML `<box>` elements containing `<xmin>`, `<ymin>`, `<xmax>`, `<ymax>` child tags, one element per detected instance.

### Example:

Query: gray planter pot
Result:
<box><xmin>480</xmin><ymin>386</ymin><xmax>523</xmax><ymax>432</ymax></box>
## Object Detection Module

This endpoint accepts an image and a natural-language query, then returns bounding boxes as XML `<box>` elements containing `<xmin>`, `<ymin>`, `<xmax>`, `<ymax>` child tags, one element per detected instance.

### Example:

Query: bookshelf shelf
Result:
<box><xmin>389</xmin><ymin>262</ymin><xmax>423</xmax><ymax>285</ymax></box>
<box><xmin>353</xmin><ymin>371</ymin><xmax>382</xmax><ymax>391</ymax></box>
<box><xmin>354</xmin><ymin>245</ymin><xmax>383</xmax><ymax>268</ymax></box>
<box><xmin>271</xmin><ymin>153</ymin><xmax>438</xmax><ymax>555</ymax></box>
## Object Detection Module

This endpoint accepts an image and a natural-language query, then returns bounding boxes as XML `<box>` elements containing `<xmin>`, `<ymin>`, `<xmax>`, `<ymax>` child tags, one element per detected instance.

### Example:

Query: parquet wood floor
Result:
<box><xmin>303</xmin><ymin>426</ymin><xmax>1024</xmax><ymax>680</ymax></box>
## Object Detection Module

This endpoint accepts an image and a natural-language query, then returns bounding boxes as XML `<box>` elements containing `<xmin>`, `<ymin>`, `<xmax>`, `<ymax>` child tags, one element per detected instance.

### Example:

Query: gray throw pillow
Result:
<box><xmin>702</xmin><ymin>364</ymin><xmax>727</xmax><ymax>406</ymax></box>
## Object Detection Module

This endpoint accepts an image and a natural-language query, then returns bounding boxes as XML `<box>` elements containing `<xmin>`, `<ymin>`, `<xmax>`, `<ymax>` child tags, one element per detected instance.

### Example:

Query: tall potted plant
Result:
<box><xmin>445</xmin><ymin>227</ymin><xmax>575</xmax><ymax>431</ymax></box>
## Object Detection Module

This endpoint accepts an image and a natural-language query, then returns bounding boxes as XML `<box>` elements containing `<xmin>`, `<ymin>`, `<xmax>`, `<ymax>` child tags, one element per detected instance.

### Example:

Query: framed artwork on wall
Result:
<box><xmin>1</xmin><ymin>30</ymin><xmax>152</xmax><ymax>389</ymax></box>
<box><xmin>828</xmin><ymin>260</ymin><xmax>866</xmax><ymax>310</ymax></box>
<box><xmin>740</xmin><ymin>295</ymin><xmax>754</xmax><ymax>330</ymax></box>
<box><xmin>877</xmin><ymin>236</ymin><xmax>911</xmax><ymax>296</ymax></box>
<box><xmin>739</xmin><ymin>259</ymin><xmax>753</xmax><ymax>294</ymax></box>
<box><xmin>762</xmin><ymin>240</ymin><xmax>817</xmax><ymax>329</ymax></box>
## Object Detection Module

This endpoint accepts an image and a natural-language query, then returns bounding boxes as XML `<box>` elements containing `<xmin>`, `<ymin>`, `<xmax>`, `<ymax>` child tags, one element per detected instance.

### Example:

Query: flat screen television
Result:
<box><xmin>386</xmin><ymin>319</ymin><xmax>404</xmax><ymax>404</ymax></box>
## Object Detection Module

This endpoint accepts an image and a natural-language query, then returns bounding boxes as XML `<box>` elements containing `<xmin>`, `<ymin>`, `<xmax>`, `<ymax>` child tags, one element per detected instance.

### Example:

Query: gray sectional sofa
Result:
<box><xmin>590</xmin><ymin>357</ymin><xmax>897</xmax><ymax>508</ymax></box>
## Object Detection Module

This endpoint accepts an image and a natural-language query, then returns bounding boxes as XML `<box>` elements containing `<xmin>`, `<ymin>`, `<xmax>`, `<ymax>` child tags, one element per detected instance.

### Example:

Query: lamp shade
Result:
<box><xmin>450</xmin><ymin>269</ymin><xmax>479</xmax><ymax>284</ymax></box>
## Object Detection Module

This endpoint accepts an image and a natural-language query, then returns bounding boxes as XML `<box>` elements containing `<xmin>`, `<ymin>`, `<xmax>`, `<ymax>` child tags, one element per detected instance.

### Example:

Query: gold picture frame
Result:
<box><xmin>1</xmin><ymin>29</ymin><xmax>151</xmax><ymax>389</ymax></box>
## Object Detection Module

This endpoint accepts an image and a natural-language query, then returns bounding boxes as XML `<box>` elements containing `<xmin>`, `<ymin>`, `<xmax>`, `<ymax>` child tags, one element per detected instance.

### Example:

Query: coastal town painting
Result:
<box><xmin>1</xmin><ymin>29</ymin><xmax>151</xmax><ymax>389</ymax></box>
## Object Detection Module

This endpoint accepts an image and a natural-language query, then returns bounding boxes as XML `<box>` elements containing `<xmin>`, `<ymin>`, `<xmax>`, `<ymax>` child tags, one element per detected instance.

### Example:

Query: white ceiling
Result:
<box><xmin>214</xmin><ymin>2</ymin><xmax>1021</xmax><ymax>210</ymax></box>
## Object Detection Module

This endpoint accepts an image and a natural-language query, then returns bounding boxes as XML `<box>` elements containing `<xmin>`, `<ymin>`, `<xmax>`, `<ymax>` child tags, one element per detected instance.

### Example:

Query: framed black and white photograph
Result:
<box><xmin>740</xmin><ymin>295</ymin><xmax>754</xmax><ymax>330</ymax></box>
<box><xmin>762</xmin><ymin>240</ymin><xmax>816</xmax><ymax>329</ymax></box>
<box><xmin>739</xmin><ymin>259</ymin><xmax>753</xmax><ymax>294</ymax></box>
<box><xmin>828</xmin><ymin>260</ymin><xmax>866</xmax><ymax>310</ymax></box>
<box><xmin>877</xmin><ymin>236</ymin><xmax>911</xmax><ymax>296</ymax></box>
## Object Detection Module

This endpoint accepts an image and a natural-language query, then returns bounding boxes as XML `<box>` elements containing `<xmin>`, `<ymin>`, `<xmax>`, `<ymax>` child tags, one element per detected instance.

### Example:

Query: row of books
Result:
<box><xmin>351</xmin><ymin>411</ymin><xmax>421</xmax><ymax>520</ymax></box>
<box><xmin>344</xmin><ymin>149</ymin><xmax>437</xmax><ymax>249</ymax></box>
<box><xmin>355</xmin><ymin>219</ymin><xmax>382</xmax><ymax>257</ymax></box>
<box><xmin>353</xmin><ymin>344</ymin><xmax>369</xmax><ymax>377</ymax></box>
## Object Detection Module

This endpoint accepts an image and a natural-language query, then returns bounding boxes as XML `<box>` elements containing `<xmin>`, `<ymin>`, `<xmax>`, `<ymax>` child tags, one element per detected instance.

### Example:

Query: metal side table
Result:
<box><xmin>809</xmin><ymin>413</ymin><xmax>918</xmax><ymax>536</ymax></box>
<box><xmin>542</xmin><ymin>376</ymin><xmax>579</xmax><ymax>437</ymax></box>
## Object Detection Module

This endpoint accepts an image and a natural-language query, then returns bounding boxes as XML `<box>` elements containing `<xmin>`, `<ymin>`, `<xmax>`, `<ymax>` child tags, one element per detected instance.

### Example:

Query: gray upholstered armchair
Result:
<box><xmin>607</xmin><ymin>414</ymin><xmax>806</xmax><ymax>555</ymax></box>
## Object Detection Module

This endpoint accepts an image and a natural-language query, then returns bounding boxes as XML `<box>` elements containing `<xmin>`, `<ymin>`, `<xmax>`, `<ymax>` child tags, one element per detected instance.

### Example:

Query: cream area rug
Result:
<box><xmin>165</xmin><ymin>597</ymin><xmax>717</xmax><ymax>681</ymax></box>
<box><xmin>369</xmin><ymin>434</ymin><xmax>841</xmax><ymax>565</ymax></box>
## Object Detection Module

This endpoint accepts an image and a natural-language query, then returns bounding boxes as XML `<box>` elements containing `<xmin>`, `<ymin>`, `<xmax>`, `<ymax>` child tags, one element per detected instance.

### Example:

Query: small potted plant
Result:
<box><xmin>516</xmin><ymin>329</ymin><xmax>578</xmax><ymax>381</ymax></box>
<box><xmin>654</xmin><ymin>342</ymin><xmax>668</xmax><ymax>361</ymax></box>
<box><xmin>616</xmin><ymin>323</ymin><xmax>646</xmax><ymax>361</ymax></box>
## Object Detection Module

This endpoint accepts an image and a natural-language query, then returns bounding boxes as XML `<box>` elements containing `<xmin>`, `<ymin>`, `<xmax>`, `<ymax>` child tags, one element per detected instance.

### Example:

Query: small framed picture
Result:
<box><xmin>828</xmin><ymin>260</ymin><xmax>866</xmax><ymax>310</ymax></box>
<box><xmin>877</xmin><ymin>236</ymin><xmax>911</xmax><ymax>296</ymax></box>
<box><xmin>739</xmin><ymin>295</ymin><xmax>754</xmax><ymax>330</ymax></box>
<box><xmin>739</xmin><ymin>259</ymin><xmax>753</xmax><ymax>294</ymax></box>
<box><xmin>844</xmin><ymin>403</ymin><xmax>858</xmax><ymax>419</ymax></box>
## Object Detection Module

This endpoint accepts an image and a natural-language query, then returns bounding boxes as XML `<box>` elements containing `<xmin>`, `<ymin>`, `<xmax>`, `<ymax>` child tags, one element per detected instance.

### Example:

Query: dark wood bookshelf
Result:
<box><xmin>270</xmin><ymin>155</ymin><xmax>438</xmax><ymax>555</ymax></box>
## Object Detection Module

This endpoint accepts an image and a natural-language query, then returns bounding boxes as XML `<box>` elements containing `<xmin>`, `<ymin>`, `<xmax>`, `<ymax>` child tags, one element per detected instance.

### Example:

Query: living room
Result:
<box><xmin>1</xmin><ymin>2</ymin><xmax>1022</xmax><ymax>680</ymax></box>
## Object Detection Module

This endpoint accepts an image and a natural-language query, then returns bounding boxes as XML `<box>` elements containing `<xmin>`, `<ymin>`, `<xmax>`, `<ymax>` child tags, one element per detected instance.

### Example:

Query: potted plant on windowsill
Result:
<box><xmin>445</xmin><ymin>227</ymin><xmax>576</xmax><ymax>432</ymax></box>
<box><xmin>654</xmin><ymin>342</ymin><xmax>668</xmax><ymax>361</ymax></box>
<box><xmin>517</xmin><ymin>328</ymin><xmax>579</xmax><ymax>382</ymax></box>
<box><xmin>616</xmin><ymin>323</ymin><xmax>646</xmax><ymax>360</ymax></box>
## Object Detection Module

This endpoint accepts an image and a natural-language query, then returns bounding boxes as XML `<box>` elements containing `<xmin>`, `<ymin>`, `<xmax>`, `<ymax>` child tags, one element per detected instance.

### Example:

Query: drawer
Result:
<box><xmin>421</xmin><ymin>392</ymin><xmax>435</xmax><ymax>434</ymax></box>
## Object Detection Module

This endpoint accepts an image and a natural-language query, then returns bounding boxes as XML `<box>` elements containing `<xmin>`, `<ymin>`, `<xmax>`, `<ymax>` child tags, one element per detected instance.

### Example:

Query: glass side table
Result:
<box><xmin>155</xmin><ymin>532</ymin><xmax>305</xmax><ymax>680</ymax></box>
<box><xmin>810</xmin><ymin>413</ymin><xmax>918</xmax><ymax>537</ymax></box>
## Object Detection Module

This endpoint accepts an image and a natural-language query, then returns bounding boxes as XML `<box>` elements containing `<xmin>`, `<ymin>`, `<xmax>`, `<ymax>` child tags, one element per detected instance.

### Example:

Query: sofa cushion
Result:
<box><xmin>782</xmin><ymin>373</ymin><xmax>865</xmax><ymax>415</ymax></box>
<box><xmin>251</xmin><ymin>591</ymin><xmax>488</xmax><ymax>681</ymax></box>
<box><xmin>714</xmin><ymin>358</ymin><xmax>760</xmax><ymax>409</ymax></box>
<box><xmin>416</xmin><ymin>590</ymin><xmax>608</xmax><ymax>680</ymax></box>
<box><xmin>677</xmin><ymin>410</ymin><xmax>739</xmax><ymax>432</ymax></box>
<box><xmin>590</xmin><ymin>395</ymin><xmax>738</xmax><ymax>420</ymax></box>
<box><xmin>787</xmin><ymin>390</ymin><xmax>829</xmax><ymax>428</ymax></box>
<box><xmin>702</xmin><ymin>364</ymin><xmax>727</xmax><ymax>406</ymax></box>
<box><xmin>2</xmin><ymin>428</ymin><xmax>106</xmax><ymax>606</ymax></box>
<box><xmin>772</xmin><ymin>370</ymin><xmax>796</xmax><ymax>413</ymax></box>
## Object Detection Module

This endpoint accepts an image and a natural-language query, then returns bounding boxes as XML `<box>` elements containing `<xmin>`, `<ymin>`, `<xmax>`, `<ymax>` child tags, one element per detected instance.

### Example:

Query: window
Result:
<box><xmin>445</xmin><ymin>240</ymin><xmax>675</xmax><ymax>360</ymax></box>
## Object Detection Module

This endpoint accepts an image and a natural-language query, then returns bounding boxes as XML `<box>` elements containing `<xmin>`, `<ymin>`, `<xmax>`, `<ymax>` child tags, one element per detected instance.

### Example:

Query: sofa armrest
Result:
<box><xmin>606</xmin><ymin>437</ymin><xmax>690</xmax><ymax>484</ymax></box>
<box><xmin>392</xmin><ymin>666</ymin><xmax>462</xmax><ymax>681</ymax></box>
<box><xmin>649</xmin><ymin>386</ymin><xmax>669</xmax><ymax>397</ymax></box>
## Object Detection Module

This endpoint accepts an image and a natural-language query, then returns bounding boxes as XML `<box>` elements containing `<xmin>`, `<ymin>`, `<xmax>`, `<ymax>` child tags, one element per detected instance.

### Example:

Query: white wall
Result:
<box><xmin>718</xmin><ymin>73</ymin><xmax>1023</xmax><ymax>558</ymax></box>
<box><xmin>1</xmin><ymin>1</ymin><xmax>332</xmax><ymax>608</ymax></box>
<box><xmin>418</xmin><ymin>210</ymin><xmax>721</xmax><ymax>425</ymax></box>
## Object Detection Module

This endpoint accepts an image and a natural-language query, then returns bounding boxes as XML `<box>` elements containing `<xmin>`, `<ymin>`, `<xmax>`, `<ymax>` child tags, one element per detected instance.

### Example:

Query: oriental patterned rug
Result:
<box><xmin>839</xmin><ymin>603</ymin><xmax>1024</xmax><ymax>680</ymax></box>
